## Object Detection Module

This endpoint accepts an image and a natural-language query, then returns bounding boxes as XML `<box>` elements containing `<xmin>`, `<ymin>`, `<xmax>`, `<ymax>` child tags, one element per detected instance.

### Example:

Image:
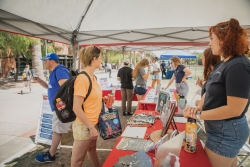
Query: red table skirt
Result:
<box><xmin>102</xmin><ymin>110</ymin><xmax>211</xmax><ymax>167</ymax></box>
<box><xmin>138</xmin><ymin>88</ymin><xmax>178</xmax><ymax>111</ymax></box>
<box><xmin>102</xmin><ymin>89</ymin><xmax>137</xmax><ymax>101</ymax></box>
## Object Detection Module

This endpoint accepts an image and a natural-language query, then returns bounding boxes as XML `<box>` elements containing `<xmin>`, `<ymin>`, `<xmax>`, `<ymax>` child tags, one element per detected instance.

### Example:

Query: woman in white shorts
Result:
<box><xmin>151</xmin><ymin>56</ymin><xmax>161</xmax><ymax>88</ymax></box>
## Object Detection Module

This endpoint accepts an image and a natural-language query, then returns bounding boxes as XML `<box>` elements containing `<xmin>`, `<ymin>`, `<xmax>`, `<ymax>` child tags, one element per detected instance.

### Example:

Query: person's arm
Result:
<box><xmin>163</xmin><ymin>74</ymin><xmax>175</xmax><ymax>89</ymax></box>
<box><xmin>184</xmin><ymin>93</ymin><xmax>205</xmax><ymax>118</ymax></box>
<box><xmin>196</xmin><ymin>78</ymin><xmax>203</xmax><ymax>88</ymax></box>
<box><xmin>117</xmin><ymin>70</ymin><xmax>121</xmax><ymax>81</ymax></box>
<box><xmin>37</xmin><ymin>77</ymin><xmax>48</xmax><ymax>89</ymax></box>
<box><xmin>73</xmin><ymin>95</ymin><xmax>98</xmax><ymax>139</ymax></box>
<box><xmin>181</xmin><ymin>67</ymin><xmax>191</xmax><ymax>83</ymax></box>
<box><xmin>142</xmin><ymin>67</ymin><xmax>151</xmax><ymax>80</ymax></box>
<box><xmin>58</xmin><ymin>79</ymin><xmax>67</xmax><ymax>86</ymax></box>
<box><xmin>185</xmin><ymin>96</ymin><xmax>248</xmax><ymax>120</ymax></box>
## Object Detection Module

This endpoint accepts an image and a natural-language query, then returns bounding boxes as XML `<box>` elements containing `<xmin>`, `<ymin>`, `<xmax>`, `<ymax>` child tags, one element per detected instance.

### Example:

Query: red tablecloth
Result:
<box><xmin>102</xmin><ymin>88</ymin><xmax>138</xmax><ymax>101</ymax></box>
<box><xmin>102</xmin><ymin>110</ymin><xmax>211</xmax><ymax>167</ymax></box>
<box><xmin>138</xmin><ymin>88</ymin><xmax>177</xmax><ymax>111</ymax></box>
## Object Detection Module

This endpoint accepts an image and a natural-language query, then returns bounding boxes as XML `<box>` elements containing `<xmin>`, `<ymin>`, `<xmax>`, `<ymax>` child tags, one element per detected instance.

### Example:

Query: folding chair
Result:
<box><xmin>191</xmin><ymin>89</ymin><xmax>201</xmax><ymax>102</ymax></box>
<box><xmin>237</xmin><ymin>116</ymin><xmax>250</xmax><ymax>167</ymax></box>
<box><xmin>237</xmin><ymin>142</ymin><xmax>250</xmax><ymax>167</ymax></box>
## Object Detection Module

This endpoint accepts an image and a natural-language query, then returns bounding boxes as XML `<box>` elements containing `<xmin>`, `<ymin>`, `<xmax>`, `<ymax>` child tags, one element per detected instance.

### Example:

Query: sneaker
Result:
<box><xmin>35</xmin><ymin>151</ymin><xmax>55</xmax><ymax>163</ymax></box>
<box><xmin>129</xmin><ymin>112</ymin><xmax>134</xmax><ymax>115</ymax></box>
<box><xmin>123</xmin><ymin>112</ymin><xmax>128</xmax><ymax>116</ymax></box>
<box><xmin>123</xmin><ymin>112</ymin><xmax>132</xmax><ymax>116</ymax></box>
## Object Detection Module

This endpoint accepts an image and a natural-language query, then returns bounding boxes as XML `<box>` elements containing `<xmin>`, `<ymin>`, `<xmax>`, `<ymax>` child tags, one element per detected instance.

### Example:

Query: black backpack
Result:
<box><xmin>53</xmin><ymin>71</ymin><xmax>94</xmax><ymax>123</ymax></box>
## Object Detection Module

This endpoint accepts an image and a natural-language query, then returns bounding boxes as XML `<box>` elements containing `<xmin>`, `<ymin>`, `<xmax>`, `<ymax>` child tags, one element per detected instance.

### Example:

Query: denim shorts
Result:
<box><xmin>134</xmin><ymin>85</ymin><xmax>147</xmax><ymax>95</ymax></box>
<box><xmin>205</xmin><ymin>116</ymin><xmax>249</xmax><ymax>158</ymax></box>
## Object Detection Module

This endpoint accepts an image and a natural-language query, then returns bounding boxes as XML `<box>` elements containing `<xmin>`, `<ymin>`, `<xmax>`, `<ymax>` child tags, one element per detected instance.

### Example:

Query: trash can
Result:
<box><xmin>166</xmin><ymin>70</ymin><xmax>174</xmax><ymax>79</ymax></box>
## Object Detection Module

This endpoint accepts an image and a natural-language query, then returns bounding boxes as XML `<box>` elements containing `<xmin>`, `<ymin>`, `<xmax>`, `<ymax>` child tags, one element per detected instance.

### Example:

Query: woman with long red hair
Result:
<box><xmin>185</xmin><ymin>18</ymin><xmax>250</xmax><ymax>167</ymax></box>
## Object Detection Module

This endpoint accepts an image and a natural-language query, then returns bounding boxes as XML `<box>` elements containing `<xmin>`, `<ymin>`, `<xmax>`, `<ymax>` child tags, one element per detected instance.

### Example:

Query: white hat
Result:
<box><xmin>124</xmin><ymin>59</ymin><xmax>130</xmax><ymax>64</ymax></box>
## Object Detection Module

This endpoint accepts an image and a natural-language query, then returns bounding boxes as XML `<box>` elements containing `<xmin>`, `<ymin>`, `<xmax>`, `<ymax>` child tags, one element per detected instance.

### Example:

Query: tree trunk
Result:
<box><xmin>134</xmin><ymin>51</ymin><xmax>136</xmax><ymax>68</ymax></box>
<box><xmin>32</xmin><ymin>41</ymin><xmax>44</xmax><ymax>80</ymax></box>
<box><xmin>105</xmin><ymin>50</ymin><xmax>108</xmax><ymax>63</ymax></box>
<box><xmin>14</xmin><ymin>54</ymin><xmax>20</xmax><ymax>82</ymax></box>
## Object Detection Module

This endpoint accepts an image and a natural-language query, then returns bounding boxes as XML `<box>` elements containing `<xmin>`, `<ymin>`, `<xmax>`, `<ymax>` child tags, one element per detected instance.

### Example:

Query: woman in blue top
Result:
<box><xmin>185</xmin><ymin>18</ymin><xmax>250</xmax><ymax>167</ymax></box>
<box><xmin>163</xmin><ymin>56</ymin><xmax>191</xmax><ymax>97</ymax></box>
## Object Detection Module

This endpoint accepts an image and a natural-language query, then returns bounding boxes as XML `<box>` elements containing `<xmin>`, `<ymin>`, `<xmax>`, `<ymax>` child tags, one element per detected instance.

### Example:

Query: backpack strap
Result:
<box><xmin>79</xmin><ymin>71</ymin><xmax>96</xmax><ymax>101</ymax></box>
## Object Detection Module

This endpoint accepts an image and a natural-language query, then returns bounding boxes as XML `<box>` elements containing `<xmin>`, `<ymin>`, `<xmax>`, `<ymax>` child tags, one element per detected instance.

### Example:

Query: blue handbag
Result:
<box><xmin>98</xmin><ymin>102</ymin><xmax>122</xmax><ymax>140</ymax></box>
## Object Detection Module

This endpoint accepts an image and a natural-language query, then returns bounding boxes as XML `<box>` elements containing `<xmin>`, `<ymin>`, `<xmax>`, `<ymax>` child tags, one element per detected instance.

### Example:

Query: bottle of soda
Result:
<box><xmin>56</xmin><ymin>98</ymin><xmax>69</xmax><ymax>119</ymax></box>
<box><xmin>56</xmin><ymin>98</ymin><xmax>66</xmax><ymax>111</ymax></box>
<box><xmin>184</xmin><ymin>117</ymin><xmax>197</xmax><ymax>153</ymax></box>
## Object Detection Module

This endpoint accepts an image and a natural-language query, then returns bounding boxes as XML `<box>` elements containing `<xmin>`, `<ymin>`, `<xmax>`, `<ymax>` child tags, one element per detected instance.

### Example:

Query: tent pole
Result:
<box><xmin>195</xmin><ymin>58</ymin><xmax>197</xmax><ymax>79</ymax></box>
<box><xmin>77</xmin><ymin>44</ymin><xmax>80</xmax><ymax>70</ymax></box>
<box><xmin>70</xmin><ymin>0</ymin><xmax>94</xmax><ymax>71</ymax></box>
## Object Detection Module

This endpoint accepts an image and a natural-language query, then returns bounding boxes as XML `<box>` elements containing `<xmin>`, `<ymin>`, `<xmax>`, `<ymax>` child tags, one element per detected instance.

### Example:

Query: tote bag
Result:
<box><xmin>98</xmin><ymin>102</ymin><xmax>122</xmax><ymax>140</ymax></box>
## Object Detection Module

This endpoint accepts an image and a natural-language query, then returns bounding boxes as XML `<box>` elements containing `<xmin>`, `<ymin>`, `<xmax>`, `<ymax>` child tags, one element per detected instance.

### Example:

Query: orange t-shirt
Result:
<box><xmin>74</xmin><ymin>72</ymin><xmax>102</xmax><ymax>124</ymax></box>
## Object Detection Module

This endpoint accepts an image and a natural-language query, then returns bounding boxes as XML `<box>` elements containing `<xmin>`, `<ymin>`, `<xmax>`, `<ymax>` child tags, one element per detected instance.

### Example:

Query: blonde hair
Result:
<box><xmin>132</xmin><ymin>58</ymin><xmax>149</xmax><ymax>79</ymax></box>
<box><xmin>171</xmin><ymin>56</ymin><xmax>181</xmax><ymax>66</ymax></box>
<box><xmin>79</xmin><ymin>46</ymin><xmax>101</xmax><ymax>67</ymax></box>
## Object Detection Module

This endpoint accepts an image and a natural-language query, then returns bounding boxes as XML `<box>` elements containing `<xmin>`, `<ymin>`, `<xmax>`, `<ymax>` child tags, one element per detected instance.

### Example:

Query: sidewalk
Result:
<box><xmin>0</xmin><ymin>80</ymin><xmax>45</xmax><ymax>166</ymax></box>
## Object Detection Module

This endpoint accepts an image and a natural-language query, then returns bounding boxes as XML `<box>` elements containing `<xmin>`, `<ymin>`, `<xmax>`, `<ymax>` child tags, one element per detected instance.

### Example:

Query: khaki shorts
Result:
<box><xmin>52</xmin><ymin>112</ymin><xmax>72</xmax><ymax>134</ymax></box>
<box><xmin>72</xmin><ymin>120</ymin><xmax>98</xmax><ymax>140</ymax></box>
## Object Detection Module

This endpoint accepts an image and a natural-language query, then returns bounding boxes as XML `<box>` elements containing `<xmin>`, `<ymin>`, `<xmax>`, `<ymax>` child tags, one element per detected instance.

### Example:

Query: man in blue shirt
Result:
<box><xmin>35</xmin><ymin>53</ymin><xmax>71</xmax><ymax>163</ymax></box>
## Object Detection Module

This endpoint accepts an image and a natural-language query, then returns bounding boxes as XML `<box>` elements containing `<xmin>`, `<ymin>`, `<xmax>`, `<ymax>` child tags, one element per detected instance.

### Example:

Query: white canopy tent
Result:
<box><xmin>0</xmin><ymin>0</ymin><xmax>250</xmax><ymax>67</ymax></box>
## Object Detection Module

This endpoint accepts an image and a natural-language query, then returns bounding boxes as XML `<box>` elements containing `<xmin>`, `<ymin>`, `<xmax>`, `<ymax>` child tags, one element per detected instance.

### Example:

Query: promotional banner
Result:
<box><xmin>35</xmin><ymin>93</ymin><xmax>57</xmax><ymax>147</ymax></box>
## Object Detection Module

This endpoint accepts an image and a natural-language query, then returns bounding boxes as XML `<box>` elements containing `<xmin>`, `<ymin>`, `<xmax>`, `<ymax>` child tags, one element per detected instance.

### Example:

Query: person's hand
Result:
<box><xmin>103</xmin><ymin>96</ymin><xmax>108</xmax><ymax>103</ymax></box>
<box><xmin>89</xmin><ymin>127</ymin><xmax>98</xmax><ymax>140</ymax></box>
<box><xmin>181</xmin><ymin>78</ymin><xmax>187</xmax><ymax>83</ymax></box>
<box><xmin>184</xmin><ymin>106</ymin><xmax>202</xmax><ymax>119</ymax></box>
<box><xmin>163</xmin><ymin>87</ymin><xmax>168</xmax><ymax>90</ymax></box>
<box><xmin>196</xmin><ymin>78</ymin><xmax>203</xmax><ymax>88</ymax></box>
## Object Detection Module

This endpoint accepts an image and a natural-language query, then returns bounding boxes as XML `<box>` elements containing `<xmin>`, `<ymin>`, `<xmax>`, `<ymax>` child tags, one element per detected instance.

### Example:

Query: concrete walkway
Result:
<box><xmin>0</xmin><ymin>69</ymin><xmax>249</xmax><ymax>166</ymax></box>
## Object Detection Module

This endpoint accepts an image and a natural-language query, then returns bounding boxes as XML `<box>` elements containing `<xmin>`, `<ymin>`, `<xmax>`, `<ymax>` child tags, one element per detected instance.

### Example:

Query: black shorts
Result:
<box><xmin>134</xmin><ymin>85</ymin><xmax>147</xmax><ymax>95</ymax></box>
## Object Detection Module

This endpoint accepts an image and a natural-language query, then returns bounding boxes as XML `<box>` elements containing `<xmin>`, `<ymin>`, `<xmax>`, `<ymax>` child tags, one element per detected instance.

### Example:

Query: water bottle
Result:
<box><xmin>177</xmin><ymin>94</ymin><xmax>186</xmax><ymax>115</ymax></box>
<box><xmin>184</xmin><ymin>117</ymin><xmax>197</xmax><ymax>153</ymax></box>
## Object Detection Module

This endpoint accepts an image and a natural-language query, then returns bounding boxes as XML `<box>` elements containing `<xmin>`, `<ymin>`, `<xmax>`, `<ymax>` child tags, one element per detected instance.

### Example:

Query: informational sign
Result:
<box><xmin>99</xmin><ymin>77</ymin><xmax>108</xmax><ymax>88</ymax></box>
<box><xmin>35</xmin><ymin>93</ymin><xmax>56</xmax><ymax>147</ymax></box>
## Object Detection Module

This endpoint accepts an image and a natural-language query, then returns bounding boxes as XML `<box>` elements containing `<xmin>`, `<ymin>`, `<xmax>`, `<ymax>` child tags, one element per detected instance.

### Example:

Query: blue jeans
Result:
<box><xmin>205</xmin><ymin>116</ymin><xmax>249</xmax><ymax>158</ymax></box>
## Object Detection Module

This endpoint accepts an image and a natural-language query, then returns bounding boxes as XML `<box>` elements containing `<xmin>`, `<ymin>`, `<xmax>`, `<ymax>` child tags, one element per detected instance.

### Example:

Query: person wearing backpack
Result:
<box><xmin>35</xmin><ymin>53</ymin><xmax>71</xmax><ymax>163</ymax></box>
<box><xmin>21</xmin><ymin>65</ymin><xmax>32</xmax><ymax>94</ymax></box>
<box><xmin>71</xmin><ymin>46</ymin><xmax>102</xmax><ymax>167</ymax></box>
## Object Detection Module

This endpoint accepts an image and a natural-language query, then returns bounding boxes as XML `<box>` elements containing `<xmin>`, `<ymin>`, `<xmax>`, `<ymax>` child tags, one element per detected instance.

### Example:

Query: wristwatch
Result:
<box><xmin>196</xmin><ymin>110</ymin><xmax>202</xmax><ymax>120</ymax></box>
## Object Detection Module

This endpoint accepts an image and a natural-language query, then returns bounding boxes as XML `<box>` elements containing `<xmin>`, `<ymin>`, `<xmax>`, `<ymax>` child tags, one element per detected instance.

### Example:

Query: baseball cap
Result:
<box><xmin>41</xmin><ymin>53</ymin><xmax>59</xmax><ymax>61</ymax></box>
<box><xmin>124</xmin><ymin>59</ymin><xmax>130</xmax><ymax>64</ymax></box>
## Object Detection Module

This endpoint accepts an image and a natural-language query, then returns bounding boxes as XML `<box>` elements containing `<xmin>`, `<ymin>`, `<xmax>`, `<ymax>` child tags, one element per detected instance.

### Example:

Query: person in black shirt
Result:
<box><xmin>185</xmin><ymin>18</ymin><xmax>250</xmax><ymax>167</ymax></box>
<box><xmin>163</xmin><ymin>56</ymin><xmax>191</xmax><ymax>97</ymax></box>
<box><xmin>160</xmin><ymin>61</ymin><xmax>166</xmax><ymax>78</ymax></box>
<box><xmin>195</xmin><ymin>48</ymin><xmax>221</xmax><ymax>105</ymax></box>
<box><xmin>117</xmin><ymin>59</ymin><xmax>134</xmax><ymax>116</ymax></box>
